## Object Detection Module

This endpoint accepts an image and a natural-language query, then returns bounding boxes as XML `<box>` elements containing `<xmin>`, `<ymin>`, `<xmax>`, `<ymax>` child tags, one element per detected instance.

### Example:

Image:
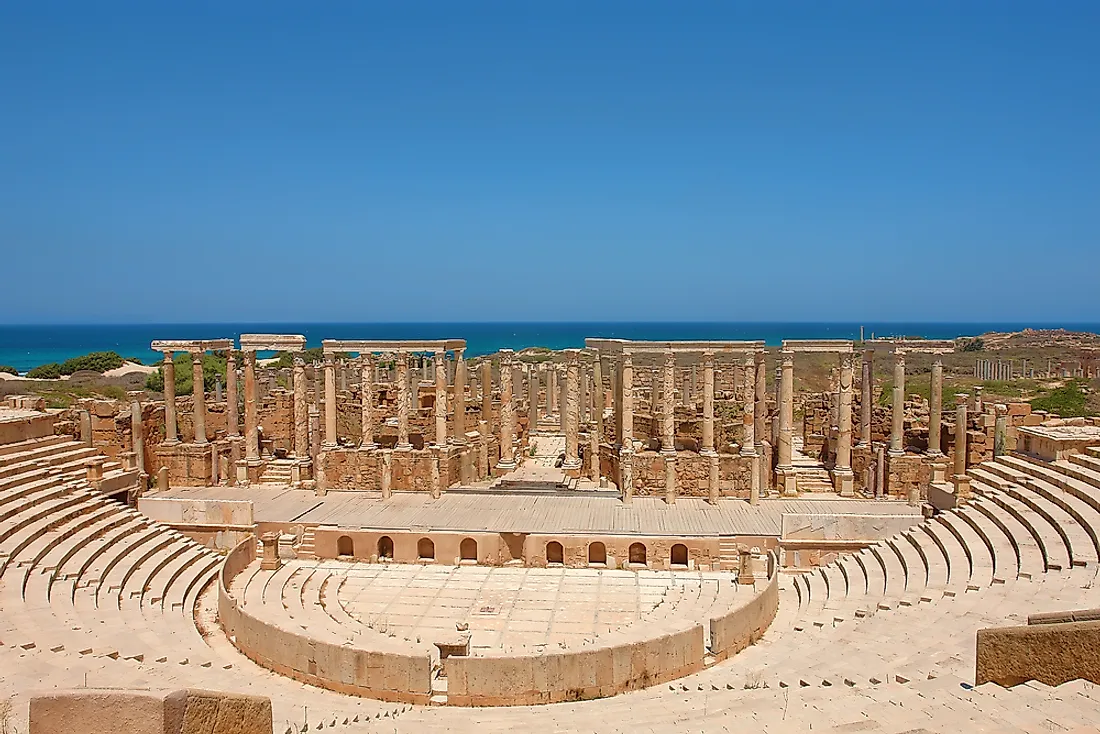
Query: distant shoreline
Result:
<box><xmin>1</xmin><ymin>321</ymin><xmax>1098</xmax><ymax>373</ymax></box>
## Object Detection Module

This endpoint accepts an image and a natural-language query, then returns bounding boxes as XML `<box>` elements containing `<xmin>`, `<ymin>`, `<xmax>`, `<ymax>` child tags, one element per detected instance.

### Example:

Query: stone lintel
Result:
<box><xmin>780</xmin><ymin>339</ymin><xmax>854</xmax><ymax>354</ymax></box>
<box><xmin>322</xmin><ymin>339</ymin><xmax>466</xmax><ymax>356</ymax></box>
<box><xmin>151</xmin><ymin>338</ymin><xmax>235</xmax><ymax>353</ymax></box>
<box><xmin>238</xmin><ymin>334</ymin><xmax>307</xmax><ymax>352</ymax></box>
<box><xmin>585</xmin><ymin>338</ymin><xmax>765</xmax><ymax>355</ymax></box>
<box><xmin>864</xmin><ymin>338</ymin><xmax>956</xmax><ymax>354</ymax></box>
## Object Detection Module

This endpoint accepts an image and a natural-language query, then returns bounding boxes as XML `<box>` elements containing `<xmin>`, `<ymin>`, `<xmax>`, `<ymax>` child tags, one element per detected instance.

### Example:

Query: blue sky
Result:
<box><xmin>1</xmin><ymin>1</ymin><xmax>1098</xmax><ymax>324</ymax></box>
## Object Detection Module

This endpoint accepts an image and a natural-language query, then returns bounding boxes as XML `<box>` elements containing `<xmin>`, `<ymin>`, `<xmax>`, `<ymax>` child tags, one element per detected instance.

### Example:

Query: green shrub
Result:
<box><xmin>145</xmin><ymin>352</ymin><xmax>228</xmax><ymax>395</ymax></box>
<box><xmin>27</xmin><ymin>363</ymin><xmax>63</xmax><ymax>379</ymax></box>
<box><xmin>1030</xmin><ymin>381</ymin><xmax>1090</xmax><ymax>417</ymax></box>
<box><xmin>0</xmin><ymin>365</ymin><xmax>18</xmax><ymax>375</ymax></box>
<box><xmin>959</xmin><ymin>337</ymin><xmax>985</xmax><ymax>352</ymax></box>
<box><xmin>58</xmin><ymin>351</ymin><xmax>124</xmax><ymax>375</ymax></box>
<box><xmin>98</xmin><ymin>385</ymin><xmax>128</xmax><ymax>401</ymax></box>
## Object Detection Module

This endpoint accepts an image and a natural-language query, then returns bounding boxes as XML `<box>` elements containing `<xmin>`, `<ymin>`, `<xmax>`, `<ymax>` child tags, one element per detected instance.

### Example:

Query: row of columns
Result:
<box><xmin>320</xmin><ymin>348</ymin><xmax>469</xmax><ymax>451</ymax></box>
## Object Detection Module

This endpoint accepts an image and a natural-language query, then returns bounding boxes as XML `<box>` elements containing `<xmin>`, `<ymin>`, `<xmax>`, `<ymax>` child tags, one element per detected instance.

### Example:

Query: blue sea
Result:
<box><xmin>0</xmin><ymin>322</ymin><xmax>1097</xmax><ymax>373</ymax></box>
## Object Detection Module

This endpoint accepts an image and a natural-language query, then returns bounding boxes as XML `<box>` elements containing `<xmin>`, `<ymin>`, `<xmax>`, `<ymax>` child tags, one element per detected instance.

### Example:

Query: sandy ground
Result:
<box><xmin>102</xmin><ymin>362</ymin><xmax>158</xmax><ymax>377</ymax></box>
<box><xmin>0</xmin><ymin>361</ymin><xmax>155</xmax><ymax>380</ymax></box>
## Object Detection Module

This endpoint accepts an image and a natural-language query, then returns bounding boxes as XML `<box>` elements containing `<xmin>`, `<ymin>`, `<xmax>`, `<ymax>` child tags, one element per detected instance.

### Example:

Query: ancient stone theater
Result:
<box><xmin>2</xmin><ymin>332</ymin><xmax>1099</xmax><ymax>733</ymax></box>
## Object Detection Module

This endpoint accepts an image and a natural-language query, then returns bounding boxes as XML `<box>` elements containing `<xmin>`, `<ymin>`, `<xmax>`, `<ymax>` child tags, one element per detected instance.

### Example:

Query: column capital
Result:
<box><xmin>754</xmin><ymin>349</ymin><xmax>766</xmax><ymax>364</ymax></box>
<box><xmin>664</xmin><ymin>348</ymin><xmax>676</xmax><ymax>365</ymax></box>
<box><xmin>780</xmin><ymin>349</ymin><xmax>795</xmax><ymax>365</ymax></box>
<box><xmin>839</xmin><ymin>353</ymin><xmax>853</xmax><ymax>371</ymax></box>
<box><xmin>893</xmin><ymin>349</ymin><xmax>906</xmax><ymax>364</ymax></box>
<box><xmin>702</xmin><ymin>350</ymin><xmax>715</xmax><ymax>365</ymax></box>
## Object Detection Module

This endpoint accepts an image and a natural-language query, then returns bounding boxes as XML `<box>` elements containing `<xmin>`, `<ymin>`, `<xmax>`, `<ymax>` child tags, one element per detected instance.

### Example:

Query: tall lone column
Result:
<box><xmin>928</xmin><ymin>359</ymin><xmax>944</xmax><ymax>456</ymax></box>
<box><xmin>661</xmin><ymin>350</ymin><xmax>676</xmax><ymax>454</ymax></box>
<box><xmin>453</xmin><ymin>349</ymin><xmax>466</xmax><ymax>443</ymax></box>
<box><xmin>890</xmin><ymin>350</ymin><xmax>905</xmax><ymax>456</ymax></box>
<box><xmin>754</xmin><ymin>351</ymin><xmax>766</xmax><ymax>450</ymax></box>
<box><xmin>293</xmin><ymin>357</ymin><xmax>309</xmax><ymax>457</ymax></box>
<box><xmin>740</xmin><ymin>357</ymin><xmax>757</xmax><ymax>457</ymax></box>
<box><xmin>859</xmin><ymin>349</ymin><xmax>873</xmax><ymax>447</ymax></box>
<box><xmin>360</xmin><ymin>355</ymin><xmax>375</xmax><ymax>448</ymax></box>
<box><xmin>162</xmin><ymin>352</ymin><xmax>179</xmax><ymax>445</ymax></box>
<box><xmin>131</xmin><ymin>401</ymin><xmax>145</xmax><ymax>475</ymax></box>
<box><xmin>563</xmin><ymin>350</ymin><xmax>581</xmax><ymax>470</ymax></box>
<box><xmin>619</xmin><ymin>351</ymin><xmax>634</xmax><ymax>503</ymax></box>
<box><xmin>953</xmin><ymin>397</ymin><xmax>971</xmax><ymax>499</ymax></box>
<box><xmin>776</xmin><ymin>350</ymin><xmax>797</xmax><ymax>496</ymax></box>
<box><xmin>226</xmin><ymin>354</ymin><xmax>239</xmax><ymax>438</ymax></box>
<box><xmin>662</xmin><ymin>349</ymin><xmax>677</xmax><ymax>503</ymax></box>
<box><xmin>244</xmin><ymin>351</ymin><xmax>259</xmax><ymax>461</ymax></box>
<box><xmin>833</xmin><ymin>354</ymin><xmax>855</xmax><ymax>496</ymax></box>
<box><xmin>396</xmin><ymin>352</ymin><xmax>411</xmax><ymax>450</ymax></box>
<box><xmin>527</xmin><ymin>367</ymin><xmax>538</xmax><ymax>433</ymax></box>
<box><xmin>496</xmin><ymin>350</ymin><xmax>516</xmax><ymax>469</ymax></box>
<box><xmin>433</xmin><ymin>351</ymin><xmax>448</xmax><ymax>447</ymax></box>
<box><xmin>593</xmin><ymin>357</ymin><xmax>604</xmax><ymax>439</ymax></box>
<box><xmin>701</xmin><ymin>352</ymin><xmax>716</xmax><ymax>455</ymax></box>
<box><xmin>702</xmin><ymin>352</ymin><xmax>719</xmax><ymax>504</ymax></box>
<box><xmin>190</xmin><ymin>350</ymin><xmax>207</xmax><ymax>444</ymax></box>
<box><xmin>480</xmin><ymin>361</ymin><xmax>492</xmax><ymax>421</ymax></box>
<box><xmin>323</xmin><ymin>355</ymin><xmax>337</xmax><ymax>447</ymax></box>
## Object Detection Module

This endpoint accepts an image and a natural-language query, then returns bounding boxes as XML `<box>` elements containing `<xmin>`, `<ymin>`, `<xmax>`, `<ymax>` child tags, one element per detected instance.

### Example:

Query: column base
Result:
<box><xmin>395</xmin><ymin>443</ymin><xmax>413</xmax><ymax>452</ymax></box>
<box><xmin>953</xmin><ymin>473</ymin><xmax>972</xmax><ymax>501</ymax></box>
<box><xmin>832</xmin><ymin>467</ymin><xmax>855</xmax><ymax>497</ymax></box>
<box><xmin>739</xmin><ymin>447</ymin><xmax>758</xmax><ymax>459</ymax></box>
<box><xmin>888</xmin><ymin>448</ymin><xmax>906</xmax><ymax>458</ymax></box>
<box><xmin>776</xmin><ymin>466</ymin><xmax>798</xmax><ymax>496</ymax></box>
<box><xmin>495</xmin><ymin>460</ymin><xmax>517</xmax><ymax>471</ymax></box>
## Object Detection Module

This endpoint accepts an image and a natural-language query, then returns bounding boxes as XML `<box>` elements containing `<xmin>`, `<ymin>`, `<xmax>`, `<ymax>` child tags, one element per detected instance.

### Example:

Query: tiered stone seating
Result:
<box><xmin>4</xmin><ymin>434</ymin><xmax>1100</xmax><ymax>731</ymax></box>
<box><xmin>0</xmin><ymin>438</ymin><xmax>401</xmax><ymax>732</ymax></box>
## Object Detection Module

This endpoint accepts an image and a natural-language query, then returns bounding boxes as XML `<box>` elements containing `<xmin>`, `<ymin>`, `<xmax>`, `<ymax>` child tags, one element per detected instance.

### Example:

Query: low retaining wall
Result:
<box><xmin>217</xmin><ymin>539</ymin><xmax>435</xmax><ymax>704</ymax></box>
<box><xmin>27</xmin><ymin>687</ymin><xmax>272</xmax><ymax>734</ymax></box>
<box><xmin>709</xmin><ymin>556</ymin><xmax>779</xmax><ymax>662</ymax></box>
<box><xmin>445</xmin><ymin>552</ymin><xmax>779</xmax><ymax>706</ymax></box>
<box><xmin>975</xmin><ymin>609</ymin><xmax>1100</xmax><ymax>687</ymax></box>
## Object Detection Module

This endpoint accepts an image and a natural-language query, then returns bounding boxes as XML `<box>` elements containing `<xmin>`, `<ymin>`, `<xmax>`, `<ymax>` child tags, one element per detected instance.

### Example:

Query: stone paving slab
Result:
<box><xmin>151</xmin><ymin>485</ymin><xmax>920</xmax><ymax>537</ymax></box>
<box><xmin>336</xmin><ymin>564</ymin><xmax>717</xmax><ymax>655</ymax></box>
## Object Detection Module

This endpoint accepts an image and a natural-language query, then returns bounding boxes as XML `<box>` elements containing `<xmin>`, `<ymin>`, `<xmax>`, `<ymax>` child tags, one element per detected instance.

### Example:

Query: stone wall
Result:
<box><xmin>976</xmin><ymin>614</ymin><xmax>1100</xmax><ymax>687</ymax></box>
<box><xmin>27</xmin><ymin>688</ymin><xmax>273</xmax><ymax>734</ymax></box>
<box><xmin>217</xmin><ymin>539</ymin><xmax>436</xmax><ymax>704</ymax></box>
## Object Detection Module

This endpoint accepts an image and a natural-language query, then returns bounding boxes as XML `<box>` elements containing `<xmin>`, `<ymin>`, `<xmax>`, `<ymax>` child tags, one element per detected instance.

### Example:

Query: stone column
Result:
<box><xmin>558</xmin><ymin>372</ymin><xmax>567</xmax><ymax>433</ymax></box>
<box><xmin>550</xmin><ymin>369</ymin><xmax>559</xmax><ymax>414</ymax></box>
<box><xmin>481</xmin><ymin>361</ymin><xmax>492</xmax><ymax>420</ymax></box>
<box><xmin>619</xmin><ymin>351</ymin><xmax>634</xmax><ymax>503</ymax></box>
<box><xmin>130</xmin><ymin>401</ymin><xmax>145</xmax><ymax>475</ymax></box>
<box><xmin>396</xmin><ymin>352</ymin><xmax>411</xmax><ymax>450</ymax></box>
<box><xmin>545</xmin><ymin>366</ymin><xmax>553</xmax><ymax>413</ymax></box>
<box><xmin>323</xmin><ymin>355</ymin><xmax>337</xmax><ymax>447</ymax></box>
<box><xmin>497</xmin><ymin>350</ymin><xmax>516</xmax><ymax>469</ymax></box>
<box><xmin>661</xmin><ymin>349</ymin><xmax>676</xmax><ymax>454</ymax></box>
<box><xmin>754</xmin><ymin>351</ymin><xmax>766</xmax><ymax>451</ymax></box>
<box><xmin>740</xmin><ymin>357</ymin><xmax>757</xmax><ymax>457</ymax></box>
<box><xmin>360</xmin><ymin>355</ymin><xmax>375</xmax><ymax>448</ymax></box>
<box><xmin>226</xmin><ymin>354</ymin><xmax>239</xmax><ymax>438</ymax></box>
<box><xmin>453</xmin><ymin>349</ymin><xmax>466</xmax><ymax>443</ymax></box>
<box><xmin>527</xmin><ymin>366</ymin><xmax>538</xmax><ymax>432</ymax></box>
<box><xmin>293</xmin><ymin>357</ymin><xmax>309</xmax><ymax>457</ymax></box>
<box><xmin>434</xmin><ymin>351</ymin><xmax>447</xmax><ymax>447</ymax></box>
<box><xmin>593</xmin><ymin>357</ymin><xmax>604</xmax><ymax>440</ymax></box>
<box><xmin>776</xmin><ymin>350</ymin><xmax>796</xmax><ymax>495</ymax></box>
<box><xmin>564</xmin><ymin>350</ymin><xmax>581</xmax><ymax>470</ymax></box>
<box><xmin>928</xmin><ymin>359</ymin><xmax>944</xmax><ymax>456</ymax></box>
<box><xmin>244</xmin><ymin>351</ymin><xmax>259</xmax><ymax>462</ymax></box>
<box><xmin>859</xmin><ymin>349</ymin><xmax>873</xmax><ymax>447</ymax></box>
<box><xmin>190</xmin><ymin>351</ymin><xmax>207</xmax><ymax>444</ymax></box>
<box><xmin>994</xmin><ymin>405</ymin><xmax>1007</xmax><ymax>458</ymax></box>
<box><xmin>889</xmin><ymin>350</ymin><xmax>905</xmax><ymax>456</ymax></box>
<box><xmin>162</xmin><ymin>352</ymin><xmax>179</xmax><ymax>444</ymax></box>
<box><xmin>701</xmin><ymin>352</ymin><xmax>715</xmax><ymax>455</ymax></box>
<box><xmin>833</xmin><ymin>354</ymin><xmax>855</xmax><ymax>496</ymax></box>
<box><xmin>953</xmin><ymin>397</ymin><xmax>970</xmax><ymax>499</ymax></box>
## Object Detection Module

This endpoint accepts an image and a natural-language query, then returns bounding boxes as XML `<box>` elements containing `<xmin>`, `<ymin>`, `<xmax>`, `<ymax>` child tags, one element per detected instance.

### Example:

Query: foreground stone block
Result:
<box><xmin>975</xmin><ymin>619</ymin><xmax>1100</xmax><ymax>687</ymax></box>
<box><xmin>29</xmin><ymin>688</ymin><xmax>272</xmax><ymax>734</ymax></box>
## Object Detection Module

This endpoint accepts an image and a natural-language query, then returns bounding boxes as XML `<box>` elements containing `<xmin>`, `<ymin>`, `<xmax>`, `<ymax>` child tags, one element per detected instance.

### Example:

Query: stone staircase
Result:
<box><xmin>297</xmin><ymin>526</ymin><xmax>317</xmax><ymax>559</ymax></box>
<box><xmin>257</xmin><ymin>458</ymin><xmax>295</xmax><ymax>485</ymax></box>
